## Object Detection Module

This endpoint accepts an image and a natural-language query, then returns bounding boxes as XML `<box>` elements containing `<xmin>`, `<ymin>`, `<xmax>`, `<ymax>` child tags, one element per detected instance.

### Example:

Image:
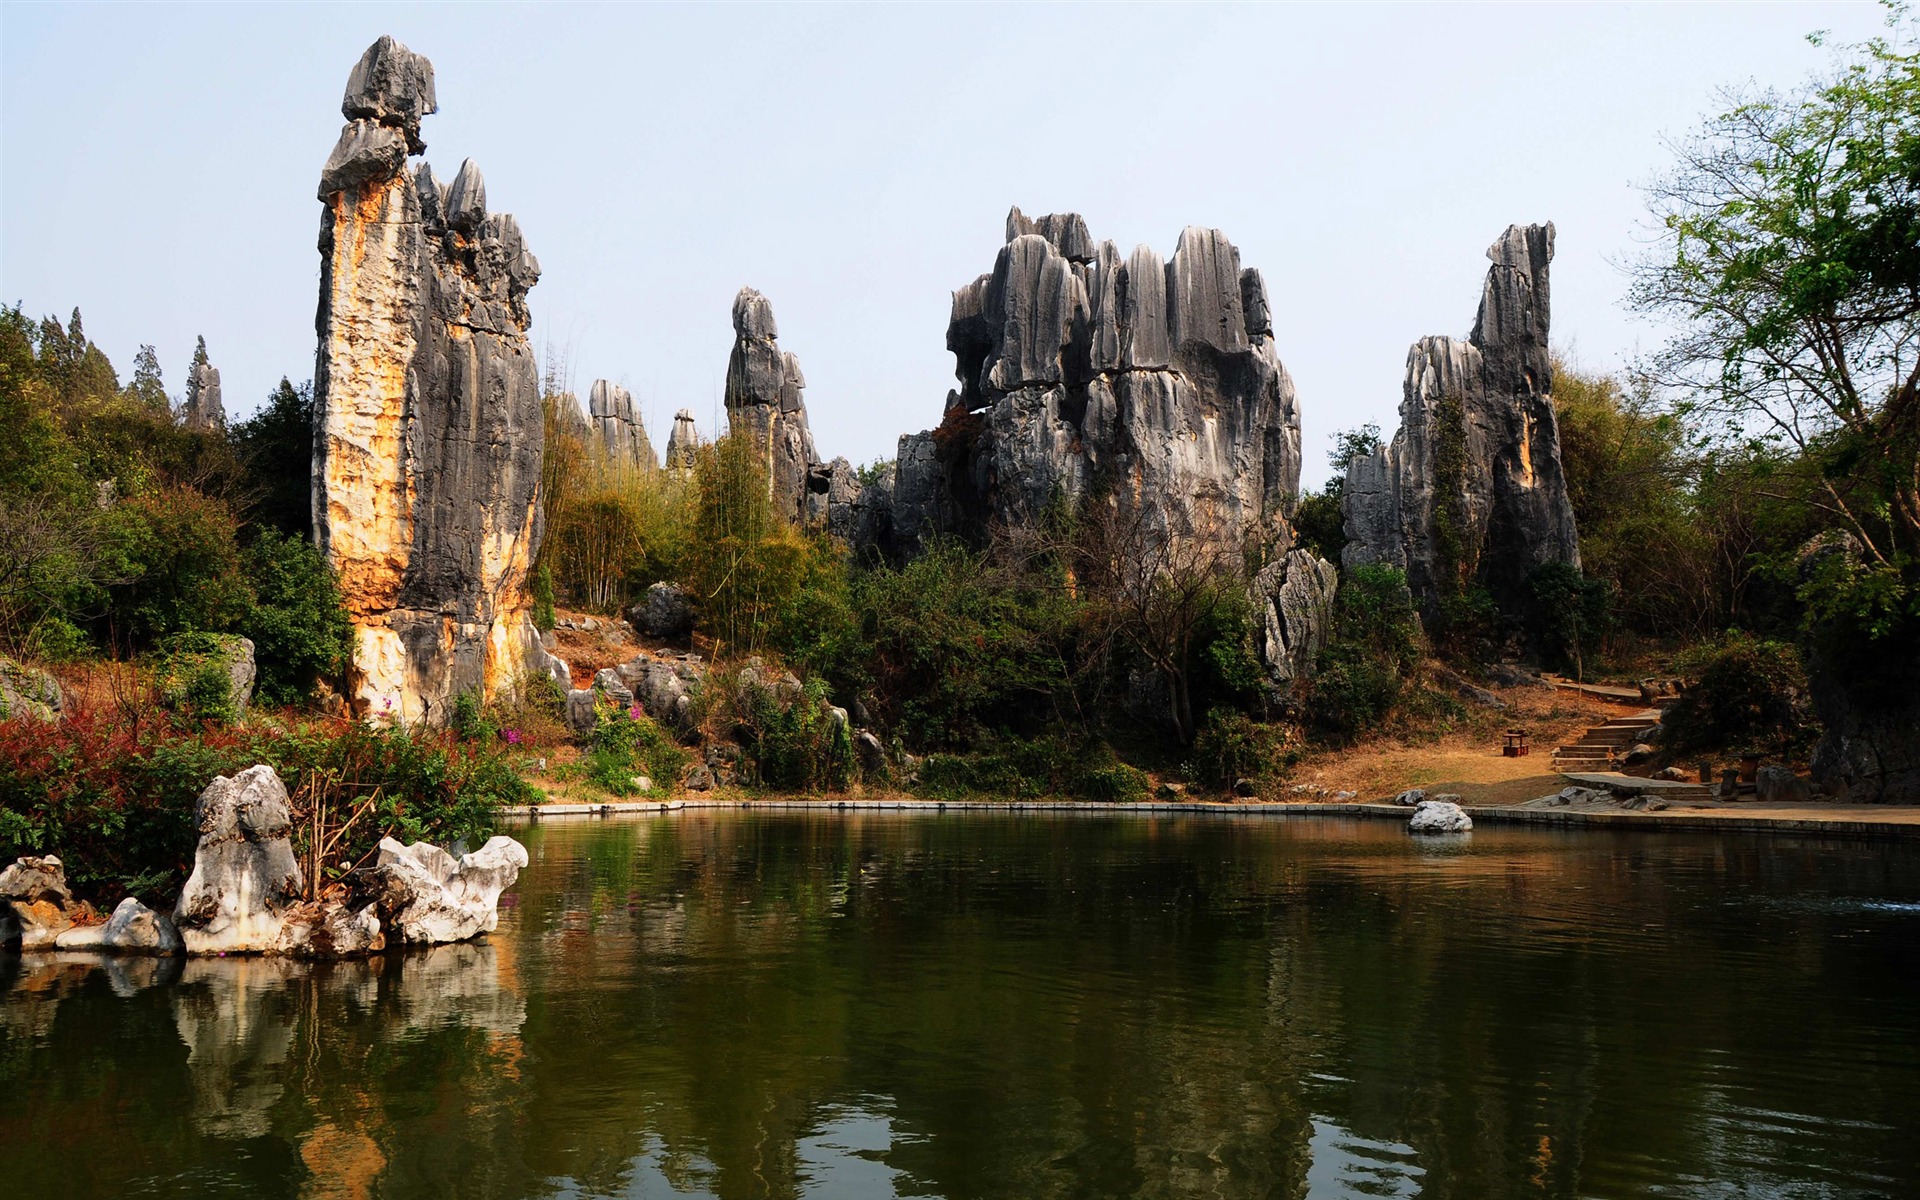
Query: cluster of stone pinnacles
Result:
<box><xmin>307</xmin><ymin>35</ymin><xmax>1581</xmax><ymax>724</ymax></box>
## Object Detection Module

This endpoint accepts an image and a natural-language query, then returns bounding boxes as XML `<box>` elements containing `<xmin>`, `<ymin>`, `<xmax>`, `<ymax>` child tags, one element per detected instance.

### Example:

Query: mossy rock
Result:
<box><xmin>152</xmin><ymin>633</ymin><xmax>256</xmax><ymax>723</ymax></box>
<box><xmin>0</xmin><ymin>656</ymin><xmax>62</xmax><ymax>723</ymax></box>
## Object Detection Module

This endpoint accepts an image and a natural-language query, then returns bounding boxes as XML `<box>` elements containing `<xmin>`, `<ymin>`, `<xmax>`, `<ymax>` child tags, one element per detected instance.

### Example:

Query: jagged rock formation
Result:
<box><xmin>724</xmin><ymin>288</ymin><xmax>820</xmax><ymax>521</ymax></box>
<box><xmin>552</xmin><ymin>391</ymin><xmax>592</xmax><ymax>444</ymax></box>
<box><xmin>173</xmin><ymin>765</ymin><xmax>306</xmax><ymax>955</ymax></box>
<box><xmin>313</xmin><ymin>36</ymin><xmax>561</xmax><ymax>724</ymax></box>
<box><xmin>346</xmin><ymin>836</ymin><xmax>527</xmax><ymax>945</ymax></box>
<box><xmin>1340</xmin><ymin>224</ymin><xmax>1580</xmax><ymax>617</ymax></box>
<box><xmin>183</xmin><ymin>338</ymin><xmax>224</xmax><ymax>430</ymax></box>
<box><xmin>0</xmin><ymin>856</ymin><xmax>89</xmax><ymax>950</ymax></box>
<box><xmin>588</xmin><ymin>379</ymin><xmax>657</xmax><ymax>469</ymax></box>
<box><xmin>878</xmin><ymin>208</ymin><xmax>1303</xmax><ymax>560</ymax></box>
<box><xmin>0</xmin><ymin>655</ymin><xmax>61</xmax><ymax>722</ymax></box>
<box><xmin>665</xmin><ymin>408</ymin><xmax>702</xmax><ymax>473</ymax></box>
<box><xmin>1251</xmin><ymin>549</ymin><xmax>1340</xmax><ymax>691</ymax></box>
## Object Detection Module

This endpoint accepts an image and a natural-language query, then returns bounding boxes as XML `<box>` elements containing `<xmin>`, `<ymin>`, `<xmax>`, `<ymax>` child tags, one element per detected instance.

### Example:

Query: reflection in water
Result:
<box><xmin>1305</xmin><ymin>1118</ymin><xmax>1422</xmax><ymax>1198</ymax></box>
<box><xmin>0</xmin><ymin>942</ymin><xmax>525</xmax><ymax>1199</ymax></box>
<box><xmin>3</xmin><ymin>813</ymin><xmax>1919</xmax><ymax>1198</ymax></box>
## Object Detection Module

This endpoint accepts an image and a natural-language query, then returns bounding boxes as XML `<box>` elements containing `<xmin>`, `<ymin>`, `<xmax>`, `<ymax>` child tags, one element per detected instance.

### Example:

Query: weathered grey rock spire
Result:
<box><xmin>182</xmin><ymin>336</ymin><xmax>224</xmax><ymax>430</ymax></box>
<box><xmin>1340</xmin><ymin>223</ymin><xmax>1580</xmax><ymax>617</ymax></box>
<box><xmin>882</xmin><ymin>208</ymin><xmax>1303</xmax><ymax>561</ymax></box>
<box><xmin>723</xmin><ymin>287</ymin><xmax>820</xmax><ymax>522</ymax></box>
<box><xmin>312</xmin><ymin>36</ymin><xmax>564</xmax><ymax>724</ymax></box>
<box><xmin>664</xmin><ymin>408</ymin><xmax>701</xmax><ymax>474</ymax></box>
<box><xmin>588</xmin><ymin>380</ymin><xmax>657</xmax><ymax>469</ymax></box>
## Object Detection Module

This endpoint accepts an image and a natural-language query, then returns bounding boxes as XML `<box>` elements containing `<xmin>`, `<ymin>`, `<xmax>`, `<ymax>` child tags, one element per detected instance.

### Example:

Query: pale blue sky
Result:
<box><xmin>0</xmin><ymin>2</ymin><xmax>1892</xmax><ymax>488</ymax></box>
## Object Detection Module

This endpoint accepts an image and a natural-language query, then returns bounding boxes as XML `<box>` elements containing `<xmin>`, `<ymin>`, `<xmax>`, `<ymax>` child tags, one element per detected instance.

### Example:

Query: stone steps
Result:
<box><xmin>1552</xmin><ymin>711</ymin><xmax>1664</xmax><ymax>768</ymax></box>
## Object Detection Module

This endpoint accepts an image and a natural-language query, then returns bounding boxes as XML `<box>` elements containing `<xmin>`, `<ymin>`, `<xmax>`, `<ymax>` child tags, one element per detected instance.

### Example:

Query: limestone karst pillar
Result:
<box><xmin>312</xmin><ymin>36</ymin><xmax>562</xmax><ymax>724</ymax></box>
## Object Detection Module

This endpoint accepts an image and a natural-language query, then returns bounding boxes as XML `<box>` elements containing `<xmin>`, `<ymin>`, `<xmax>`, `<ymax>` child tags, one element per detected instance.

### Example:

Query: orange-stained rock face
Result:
<box><xmin>313</xmin><ymin>37</ymin><xmax>562</xmax><ymax>725</ymax></box>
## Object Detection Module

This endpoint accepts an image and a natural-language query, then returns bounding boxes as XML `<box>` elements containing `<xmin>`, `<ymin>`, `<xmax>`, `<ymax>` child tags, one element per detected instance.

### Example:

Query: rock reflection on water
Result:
<box><xmin>0</xmin><ymin>941</ymin><xmax>525</xmax><ymax>1199</ymax></box>
<box><xmin>5</xmin><ymin>813</ymin><xmax>1920</xmax><ymax>1199</ymax></box>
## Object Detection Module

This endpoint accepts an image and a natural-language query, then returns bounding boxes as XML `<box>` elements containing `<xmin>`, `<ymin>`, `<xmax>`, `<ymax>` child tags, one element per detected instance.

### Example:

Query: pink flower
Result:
<box><xmin>505</xmin><ymin>729</ymin><xmax>523</xmax><ymax>744</ymax></box>
<box><xmin>628</xmin><ymin>704</ymin><xmax>643</xmax><ymax>721</ymax></box>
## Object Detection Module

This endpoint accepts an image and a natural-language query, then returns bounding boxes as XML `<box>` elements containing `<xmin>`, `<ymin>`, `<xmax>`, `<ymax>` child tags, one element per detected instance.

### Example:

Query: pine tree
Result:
<box><xmin>128</xmin><ymin>344</ymin><xmax>168</xmax><ymax>412</ymax></box>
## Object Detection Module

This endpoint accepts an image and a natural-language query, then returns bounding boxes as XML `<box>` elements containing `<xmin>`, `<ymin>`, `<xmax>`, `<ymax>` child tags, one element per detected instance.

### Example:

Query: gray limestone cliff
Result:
<box><xmin>312</xmin><ymin>36</ymin><xmax>562</xmax><ymax>723</ymax></box>
<box><xmin>724</xmin><ymin>287</ymin><xmax>820</xmax><ymax>522</ymax></box>
<box><xmin>877</xmin><ymin>208</ymin><xmax>1303</xmax><ymax>562</ymax></box>
<box><xmin>1340</xmin><ymin>223</ymin><xmax>1579</xmax><ymax>618</ymax></box>
<box><xmin>588</xmin><ymin>380</ymin><xmax>657</xmax><ymax>469</ymax></box>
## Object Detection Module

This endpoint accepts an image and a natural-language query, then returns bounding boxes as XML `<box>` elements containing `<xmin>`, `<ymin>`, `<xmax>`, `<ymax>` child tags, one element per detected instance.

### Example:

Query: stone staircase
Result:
<box><xmin>1551</xmin><ymin>712</ymin><xmax>1661</xmax><ymax>772</ymax></box>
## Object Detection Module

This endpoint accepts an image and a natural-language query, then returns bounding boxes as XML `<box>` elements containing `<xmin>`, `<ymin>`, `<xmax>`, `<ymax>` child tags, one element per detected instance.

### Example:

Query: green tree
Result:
<box><xmin>686</xmin><ymin>434</ymin><xmax>854</xmax><ymax>671</ymax></box>
<box><xmin>1631</xmin><ymin>9</ymin><xmax>1919</xmax><ymax>602</ymax></box>
<box><xmin>1294</xmin><ymin>423</ymin><xmax>1383</xmax><ymax>563</ymax></box>
<box><xmin>1552</xmin><ymin>357</ymin><xmax>1724</xmax><ymax>634</ymax></box>
<box><xmin>852</xmin><ymin>540</ymin><xmax>1083</xmax><ymax>748</ymax></box>
<box><xmin>1306</xmin><ymin>565</ymin><xmax>1424</xmax><ymax>742</ymax></box>
<box><xmin>126</xmin><ymin>345</ymin><xmax>168</xmax><ymax>413</ymax></box>
<box><xmin>99</xmin><ymin>486</ymin><xmax>253</xmax><ymax>645</ymax></box>
<box><xmin>230</xmin><ymin>378</ymin><xmax>316</xmax><ymax>537</ymax></box>
<box><xmin>240</xmin><ymin>529</ymin><xmax>353</xmax><ymax>705</ymax></box>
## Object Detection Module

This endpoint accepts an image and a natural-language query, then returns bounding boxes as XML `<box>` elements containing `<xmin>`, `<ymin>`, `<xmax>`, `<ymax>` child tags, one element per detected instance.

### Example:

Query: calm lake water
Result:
<box><xmin>3</xmin><ymin>812</ymin><xmax>1919</xmax><ymax>1199</ymax></box>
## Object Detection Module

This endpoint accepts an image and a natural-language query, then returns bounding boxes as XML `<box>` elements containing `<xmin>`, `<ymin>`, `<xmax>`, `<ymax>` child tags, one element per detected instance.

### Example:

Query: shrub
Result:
<box><xmin>0</xmin><ymin>704</ymin><xmax>538</xmax><ymax>903</ymax></box>
<box><xmin>1305</xmin><ymin>565</ymin><xmax>1423</xmax><ymax>743</ymax></box>
<box><xmin>912</xmin><ymin>735</ymin><xmax>1145</xmax><ymax>802</ymax></box>
<box><xmin>1526</xmin><ymin>560</ymin><xmax>1615</xmax><ymax>680</ymax></box>
<box><xmin>853</xmin><ymin>541</ymin><xmax>1079</xmax><ymax>749</ymax></box>
<box><xmin>1192</xmin><ymin>708</ymin><xmax>1272</xmax><ymax>790</ymax></box>
<box><xmin>450</xmin><ymin>689</ymin><xmax>499</xmax><ymax>744</ymax></box>
<box><xmin>1663</xmin><ymin>632</ymin><xmax>1810</xmax><ymax>754</ymax></box>
<box><xmin>735</xmin><ymin>676</ymin><xmax>852</xmax><ymax>792</ymax></box>
<box><xmin>151</xmin><ymin>631</ymin><xmax>250</xmax><ymax>724</ymax></box>
<box><xmin>570</xmin><ymin>699</ymin><xmax>689</xmax><ymax>796</ymax></box>
<box><xmin>239</xmin><ymin>529</ymin><xmax>353</xmax><ymax>706</ymax></box>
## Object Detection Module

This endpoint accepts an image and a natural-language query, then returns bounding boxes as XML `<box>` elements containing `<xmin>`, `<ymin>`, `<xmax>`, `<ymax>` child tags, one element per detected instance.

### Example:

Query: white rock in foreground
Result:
<box><xmin>173</xmin><ymin>765</ymin><xmax>305</xmax><ymax>954</ymax></box>
<box><xmin>55</xmin><ymin>896</ymin><xmax>182</xmax><ymax>954</ymax></box>
<box><xmin>350</xmin><ymin>836</ymin><xmax>528</xmax><ymax>945</ymax></box>
<box><xmin>1408</xmin><ymin>799</ymin><xmax>1473</xmax><ymax>834</ymax></box>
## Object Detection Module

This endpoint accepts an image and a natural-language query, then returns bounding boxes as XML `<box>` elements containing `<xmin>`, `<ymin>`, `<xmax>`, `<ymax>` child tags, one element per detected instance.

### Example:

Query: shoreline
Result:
<box><xmin>503</xmin><ymin>798</ymin><xmax>1920</xmax><ymax>840</ymax></box>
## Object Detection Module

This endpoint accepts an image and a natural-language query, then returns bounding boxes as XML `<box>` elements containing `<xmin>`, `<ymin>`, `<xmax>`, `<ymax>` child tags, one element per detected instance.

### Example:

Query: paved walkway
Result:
<box><xmin>502</xmin><ymin>796</ymin><xmax>1920</xmax><ymax>837</ymax></box>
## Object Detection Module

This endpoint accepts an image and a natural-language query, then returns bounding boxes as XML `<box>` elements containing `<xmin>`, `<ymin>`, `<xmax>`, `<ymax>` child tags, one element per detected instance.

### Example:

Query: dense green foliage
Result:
<box><xmin>0</xmin><ymin>306</ymin><xmax>352</xmax><ymax>681</ymax></box>
<box><xmin>1663</xmin><ymin>633</ymin><xmax>1810</xmax><ymax>755</ymax></box>
<box><xmin>1304</xmin><ymin>565</ymin><xmax>1424</xmax><ymax>742</ymax></box>
<box><xmin>0</xmin><ymin>708</ymin><xmax>536</xmax><ymax>901</ymax></box>
<box><xmin>240</xmin><ymin>530</ymin><xmax>355</xmax><ymax>705</ymax></box>
<box><xmin>229</xmin><ymin>378</ymin><xmax>317</xmax><ymax>538</ymax></box>
<box><xmin>913</xmin><ymin>736</ymin><xmax>1148</xmax><ymax>803</ymax></box>
<box><xmin>571</xmin><ymin>700</ymin><xmax>691</xmax><ymax>796</ymax></box>
<box><xmin>1633</xmin><ymin>11</ymin><xmax>1920</xmax><ymax>654</ymax></box>
<box><xmin>852</xmin><ymin>541</ymin><xmax>1080</xmax><ymax>748</ymax></box>
<box><xmin>1191</xmin><ymin>708</ymin><xmax>1285</xmax><ymax>791</ymax></box>
<box><xmin>734</xmin><ymin>677</ymin><xmax>853</xmax><ymax>793</ymax></box>
<box><xmin>1525</xmin><ymin>561</ymin><xmax>1615</xmax><ymax>680</ymax></box>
